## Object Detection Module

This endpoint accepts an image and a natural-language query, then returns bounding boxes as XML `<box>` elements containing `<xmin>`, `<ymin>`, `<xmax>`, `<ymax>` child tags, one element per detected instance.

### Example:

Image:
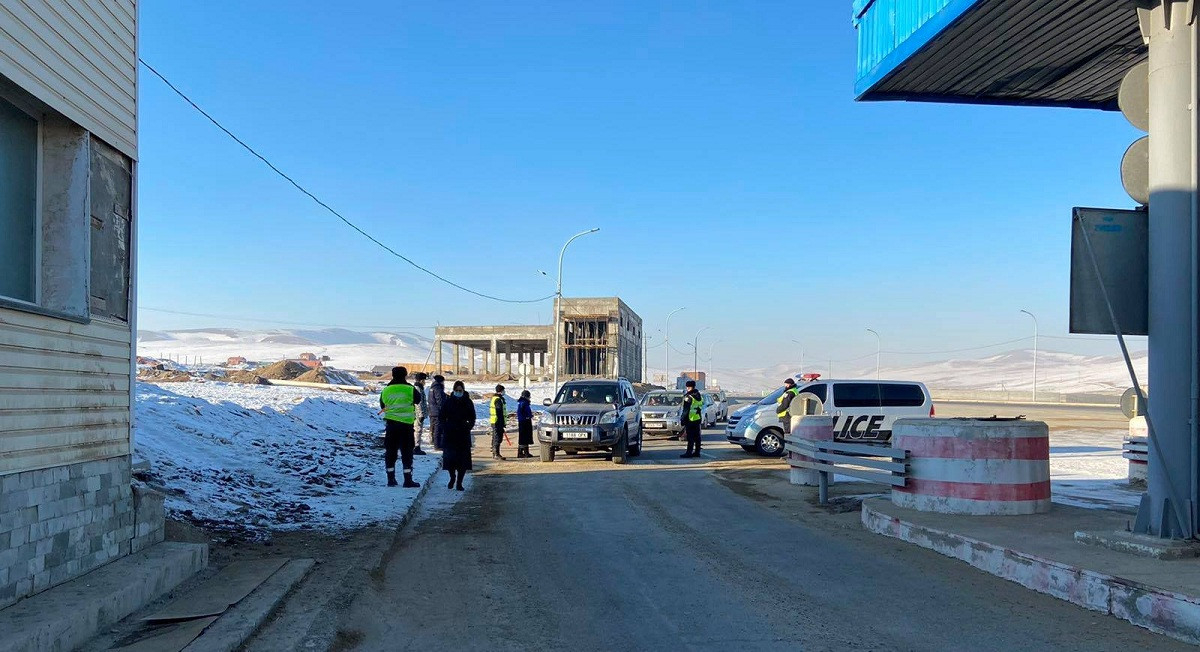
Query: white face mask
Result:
<box><xmin>453</xmin><ymin>390</ymin><xmax>464</xmax><ymax>397</ymax></box>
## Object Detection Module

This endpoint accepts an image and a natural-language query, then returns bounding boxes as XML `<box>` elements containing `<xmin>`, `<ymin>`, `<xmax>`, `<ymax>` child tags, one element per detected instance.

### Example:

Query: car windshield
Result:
<box><xmin>556</xmin><ymin>383</ymin><xmax>620</xmax><ymax>404</ymax></box>
<box><xmin>756</xmin><ymin>386</ymin><xmax>788</xmax><ymax>406</ymax></box>
<box><xmin>644</xmin><ymin>393</ymin><xmax>683</xmax><ymax>406</ymax></box>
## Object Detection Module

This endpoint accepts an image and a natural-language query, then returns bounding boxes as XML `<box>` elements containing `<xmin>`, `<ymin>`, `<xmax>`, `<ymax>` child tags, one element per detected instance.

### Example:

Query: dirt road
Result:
<box><xmin>328</xmin><ymin>427</ymin><xmax>1179</xmax><ymax>651</ymax></box>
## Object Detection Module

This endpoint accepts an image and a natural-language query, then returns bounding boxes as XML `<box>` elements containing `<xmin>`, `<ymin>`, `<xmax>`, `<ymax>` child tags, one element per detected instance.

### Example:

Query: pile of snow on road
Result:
<box><xmin>134</xmin><ymin>380</ymin><xmax>439</xmax><ymax>533</ymax></box>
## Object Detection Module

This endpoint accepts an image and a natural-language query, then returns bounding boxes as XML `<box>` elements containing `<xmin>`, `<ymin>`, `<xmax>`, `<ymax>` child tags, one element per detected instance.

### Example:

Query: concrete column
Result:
<box><xmin>490</xmin><ymin>339</ymin><xmax>498</xmax><ymax>375</ymax></box>
<box><xmin>1136</xmin><ymin>0</ymin><xmax>1198</xmax><ymax>538</ymax></box>
<box><xmin>469</xmin><ymin>347</ymin><xmax>476</xmax><ymax>375</ymax></box>
<box><xmin>504</xmin><ymin>341</ymin><xmax>511</xmax><ymax>375</ymax></box>
<box><xmin>435</xmin><ymin>340</ymin><xmax>443</xmax><ymax>375</ymax></box>
<box><xmin>453</xmin><ymin>344</ymin><xmax>460</xmax><ymax>374</ymax></box>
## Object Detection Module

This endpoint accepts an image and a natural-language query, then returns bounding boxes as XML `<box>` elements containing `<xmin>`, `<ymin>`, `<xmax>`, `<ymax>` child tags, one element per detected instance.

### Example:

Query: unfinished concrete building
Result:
<box><xmin>434</xmin><ymin>297</ymin><xmax>643</xmax><ymax>382</ymax></box>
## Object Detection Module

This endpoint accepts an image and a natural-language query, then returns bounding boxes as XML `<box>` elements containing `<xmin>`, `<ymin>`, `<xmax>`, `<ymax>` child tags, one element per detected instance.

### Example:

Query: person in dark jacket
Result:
<box><xmin>428</xmin><ymin>375</ymin><xmax>447</xmax><ymax>450</ymax></box>
<box><xmin>489</xmin><ymin>385</ymin><xmax>508</xmax><ymax>460</ymax></box>
<box><xmin>442</xmin><ymin>380</ymin><xmax>476</xmax><ymax>490</ymax></box>
<box><xmin>412</xmin><ymin>373</ymin><xmax>429</xmax><ymax>456</ymax></box>
<box><xmin>516</xmin><ymin>390</ymin><xmax>534</xmax><ymax>458</ymax></box>
<box><xmin>776</xmin><ymin>378</ymin><xmax>799</xmax><ymax>434</ymax></box>
<box><xmin>680</xmin><ymin>380</ymin><xmax>704</xmax><ymax>458</ymax></box>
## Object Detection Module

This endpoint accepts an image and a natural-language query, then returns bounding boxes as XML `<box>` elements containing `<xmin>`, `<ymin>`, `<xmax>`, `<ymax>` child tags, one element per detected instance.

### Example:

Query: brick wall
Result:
<box><xmin>0</xmin><ymin>456</ymin><xmax>163</xmax><ymax>610</ymax></box>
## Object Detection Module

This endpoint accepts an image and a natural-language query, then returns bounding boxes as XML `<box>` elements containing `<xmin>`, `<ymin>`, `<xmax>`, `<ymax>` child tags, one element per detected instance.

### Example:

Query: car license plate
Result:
<box><xmin>561</xmin><ymin>431</ymin><xmax>589</xmax><ymax>440</ymax></box>
<box><xmin>646</xmin><ymin>422</ymin><xmax>665</xmax><ymax>429</ymax></box>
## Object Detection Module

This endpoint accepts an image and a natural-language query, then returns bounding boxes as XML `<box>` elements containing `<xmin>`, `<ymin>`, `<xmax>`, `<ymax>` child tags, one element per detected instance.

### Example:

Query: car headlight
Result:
<box><xmin>598</xmin><ymin>410</ymin><xmax>618</xmax><ymax>425</ymax></box>
<box><xmin>669</xmin><ymin>409</ymin><xmax>681</xmax><ymax>419</ymax></box>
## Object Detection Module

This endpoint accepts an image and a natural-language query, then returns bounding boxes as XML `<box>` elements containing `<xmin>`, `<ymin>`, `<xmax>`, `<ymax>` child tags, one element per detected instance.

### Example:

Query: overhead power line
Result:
<box><xmin>139</xmin><ymin>59</ymin><xmax>553</xmax><ymax>305</ymax></box>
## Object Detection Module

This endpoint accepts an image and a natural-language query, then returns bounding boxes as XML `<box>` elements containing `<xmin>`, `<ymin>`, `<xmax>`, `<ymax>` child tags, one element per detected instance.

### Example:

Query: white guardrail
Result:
<box><xmin>785</xmin><ymin>437</ymin><xmax>908</xmax><ymax>504</ymax></box>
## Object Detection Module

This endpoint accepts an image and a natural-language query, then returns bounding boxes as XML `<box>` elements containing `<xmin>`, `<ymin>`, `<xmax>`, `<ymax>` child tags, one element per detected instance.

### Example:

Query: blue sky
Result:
<box><xmin>137</xmin><ymin>1</ymin><xmax>1144</xmax><ymax>369</ymax></box>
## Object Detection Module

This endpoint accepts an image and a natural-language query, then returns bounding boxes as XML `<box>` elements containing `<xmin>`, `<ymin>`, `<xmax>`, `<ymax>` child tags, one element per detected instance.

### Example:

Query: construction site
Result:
<box><xmin>434</xmin><ymin>297</ymin><xmax>644</xmax><ymax>382</ymax></box>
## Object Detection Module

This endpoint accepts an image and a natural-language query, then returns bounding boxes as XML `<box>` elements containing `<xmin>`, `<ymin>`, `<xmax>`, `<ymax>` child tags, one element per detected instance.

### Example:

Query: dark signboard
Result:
<box><xmin>1070</xmin><ymin>207</ymin><xmax>1148</xmax><ymax>336</ymax></box>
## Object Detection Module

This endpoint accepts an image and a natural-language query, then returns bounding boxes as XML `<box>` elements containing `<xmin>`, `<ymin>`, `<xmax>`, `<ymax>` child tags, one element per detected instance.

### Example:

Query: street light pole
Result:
<box><xmin>692</xmin><ymin>326</ymin><xmax>712</xmax><ymax>385</ymax></box>
<box><xmin>866</xmin><ymin>328</ymin><xmax>881</xmax><ymax>380</ymax></box>
<box><xmin>791</xmin><ymin>339</ymin><xmax>804</xmax><ymax>377</ymax></box>
<box><xmin>707</xmin><ymin>339</ymin><xmax>723</xmax><ymax>382</ymax></box>
<box><xmin>664</xmin><ymin>307</ymin><xmax>686</xmax><ymax>385</ymax></box>
<box><xmin>1020</xmin><ymin>309</ymin><xmax>1038</xmax><ymax>402</ymax></box>
<box><xmin>552</xmin><ymin>228</ymin><xmax>599</xmax><ymax>396</ymax></box>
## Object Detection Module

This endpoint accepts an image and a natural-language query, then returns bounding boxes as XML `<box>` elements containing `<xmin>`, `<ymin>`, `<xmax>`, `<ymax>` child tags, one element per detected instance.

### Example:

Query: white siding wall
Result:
<box><xmin>0</xmin><ymin>307</ymin><xmax>131</xmax><ymax>475</ymax></box>
<box><xmin>0</xmin><ymin>0</ymin><xmax>137</xmax><ymax>158</ymax></box>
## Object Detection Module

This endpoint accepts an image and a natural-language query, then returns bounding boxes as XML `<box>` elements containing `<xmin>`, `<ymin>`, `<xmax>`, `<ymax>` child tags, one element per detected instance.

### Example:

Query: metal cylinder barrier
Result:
<box><xmin>1126</xmin><ymin>416</ymin><xmax>1148</xmax><ymax>484</ymax></box>
<box><xmin>788</xmin><ymin>415</ymin><xmax>833</xmax><ymax>487</ymax></box>
<box><xmin>892</xmin><ymin>418</ymin><xmax>1051</xmax><ymax>515</ymax></box>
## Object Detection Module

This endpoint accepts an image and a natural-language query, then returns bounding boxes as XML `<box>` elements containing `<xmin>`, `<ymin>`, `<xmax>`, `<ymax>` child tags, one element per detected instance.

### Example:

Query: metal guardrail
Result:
<box><xmin>1123</xmin><ymin>437</ymin><xmax>1148</xmax><ymax>463</ymax></box>
<box><xmin>786</xmin><ymin>438</ymin><xmax>908</xmax><ymax>504</ymax></box>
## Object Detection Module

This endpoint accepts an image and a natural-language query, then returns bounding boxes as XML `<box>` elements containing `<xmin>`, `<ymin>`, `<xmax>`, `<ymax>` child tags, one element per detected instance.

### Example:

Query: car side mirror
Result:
<box><xmin>624</xmin><ymin>397</ymin><xmax>637</xmax><ymax>407</ymax></box>
<box><xmin>542</xmin><ymin>398</ymin><xmax>553</xmax><ymax>406</ymax></box>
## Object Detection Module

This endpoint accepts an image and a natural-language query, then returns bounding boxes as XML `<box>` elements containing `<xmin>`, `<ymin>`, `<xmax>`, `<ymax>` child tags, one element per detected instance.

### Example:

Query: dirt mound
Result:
<box><xmin>138</xmin><ymin>368</ymin><xmax>192</xmax><ymax>383</ymax></box>
<box><xmin>215</xmin><ymin>370</ymin><xmax>269</xmax><ymax>385</ymax></box>
<box><xmin>254</xmin><ymin>360</ymin><xmax>310</xmax><ymax>381</ymax></box>
<box><xmin>294</xmin><ymin>367</ymin><xmax>362</xmax><ymax>386</ymax></box>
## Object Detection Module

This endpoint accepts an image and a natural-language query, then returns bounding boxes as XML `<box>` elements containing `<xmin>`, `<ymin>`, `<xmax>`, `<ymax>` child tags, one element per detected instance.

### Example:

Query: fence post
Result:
<box><xmin>818</xmin><ymin>470</ymin><xmax>829</xmax><ymax>505</ymax></box>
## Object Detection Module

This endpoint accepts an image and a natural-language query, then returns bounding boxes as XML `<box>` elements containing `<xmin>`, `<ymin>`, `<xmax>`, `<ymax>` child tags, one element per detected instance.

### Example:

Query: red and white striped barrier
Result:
<box><xmin>891</xmin><ymin>418</ymin><xmax>1051</xmax><ymax>515</ymax></box>
<box><xmin>787</xmin><ymin>415</ymin><xmax>834</xmax><ymax>487</ymax></box>
<box><xmin>1126</xmin><ymin>416</ymin><xmax>1148</xmax><ymax>483</ymax></box>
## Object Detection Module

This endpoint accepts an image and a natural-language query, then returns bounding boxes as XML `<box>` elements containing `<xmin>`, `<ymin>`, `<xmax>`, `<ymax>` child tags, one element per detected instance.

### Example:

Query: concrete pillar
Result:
<box><xmin>490</xmin><ymin>339</ymin><xmax>498</xmax><ymax>375</ymax></box>
<box><xmin>453</xmin><ymin>344</ymin><xmax>460</xmax><ymax>374</ymax></box>
<box><xmin>435</xmin><ymin>340</ymin><xmax>443</xmax><ymax>375</ymax></box>
<box><xmin>469</xmin><ymin>347</ymin><xmax>475</xmax><ymax>375</ymax></box>
<box><xmin>1135</xmin><ymin>0</ymin><xmax>1198</xmax><ymax>538</ymax></box>
<box><xmin>504</xmin><ymin>341</ymin><xmax>511</xmax><ymax>375</ymax></box>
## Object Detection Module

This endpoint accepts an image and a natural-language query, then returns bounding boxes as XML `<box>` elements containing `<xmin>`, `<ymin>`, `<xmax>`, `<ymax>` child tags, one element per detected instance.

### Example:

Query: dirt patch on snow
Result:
<box><xmin>254</xmin><ymin>360</ymin><xmax>310</xmax><ymax>380</ymax></box>
<box><xmin>137</xmin><ymin>369</ymin><xmax>193</xmax><ymax>383</ymax></box>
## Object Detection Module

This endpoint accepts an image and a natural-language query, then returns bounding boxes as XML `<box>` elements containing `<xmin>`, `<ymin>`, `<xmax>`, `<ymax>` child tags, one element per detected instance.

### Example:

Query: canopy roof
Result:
<box><xmin>854</xmin><ymin>0</ymin><xmax>1147</xmax><ymax>110</ymax></box>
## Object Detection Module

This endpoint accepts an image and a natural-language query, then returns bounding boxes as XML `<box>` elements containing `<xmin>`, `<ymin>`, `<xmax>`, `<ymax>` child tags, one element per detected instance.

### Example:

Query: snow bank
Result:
<box><xmin>133</xmin><ymin>381</ymin><xmax>440</xmax><ymax>533</ymax></box>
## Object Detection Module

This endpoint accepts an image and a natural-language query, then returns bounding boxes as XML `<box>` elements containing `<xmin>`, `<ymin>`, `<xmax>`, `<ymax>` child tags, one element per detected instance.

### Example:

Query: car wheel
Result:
<box><xmin>539</xmin><ymin>442</ymin><xmax>555</xmax><ymax>462</ymax></box>
<box><xmin>612</xmin><ymin>429</ymin><xmax>628</xmax><ymax>464</ymax></box>
<box><xmin>756</xmin><ymin>429</ymin><xmax>786</xmax><ymax>457</ymax></box>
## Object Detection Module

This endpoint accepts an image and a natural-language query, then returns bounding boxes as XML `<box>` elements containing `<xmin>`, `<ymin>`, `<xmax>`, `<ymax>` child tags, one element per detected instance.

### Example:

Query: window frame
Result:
<box><xmin>0</xmin><ymin>92</ymin><xmax>43</xmax><ymax>308</ymax></box>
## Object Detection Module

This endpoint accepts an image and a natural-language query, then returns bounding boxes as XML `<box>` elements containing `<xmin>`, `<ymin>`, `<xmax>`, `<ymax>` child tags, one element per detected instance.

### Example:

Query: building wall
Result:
<box><xmin>0</xmin><ymin>0</ymin><xmax>138</xmax><ymax>158</ymax></box>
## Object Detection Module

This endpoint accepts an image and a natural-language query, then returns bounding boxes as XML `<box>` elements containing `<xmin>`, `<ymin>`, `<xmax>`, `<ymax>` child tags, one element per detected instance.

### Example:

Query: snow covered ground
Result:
<box><xmin>134</xmin><ymin>380</ymin><xmax>442</xmax><ymax>534</ymax></box>
<box><xmin>1049</xmin><ymin>428</ymin><xmax>1140</xmax><ymax>512</ymax></box>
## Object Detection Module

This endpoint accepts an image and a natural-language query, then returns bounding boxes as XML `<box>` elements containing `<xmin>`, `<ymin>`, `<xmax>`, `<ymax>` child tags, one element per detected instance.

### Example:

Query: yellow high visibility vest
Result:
<box><xmin>776</xmin><ymin>387</ymin><xmax>799</xmax><ymax>418</ymax></box>
<box><xmin>381</xmin><ymin>384</ymin><xmax>416</xmax><ymax>424</ymax></box>
<box><xmin>684</xmin><ymin>393</ymin><xmax>703</xmax><ymax>423</ymax></box>
<box><xmin>489</xmin><ymin>396</ymin><xmax>504</xmax><ymax>424</ymax></box>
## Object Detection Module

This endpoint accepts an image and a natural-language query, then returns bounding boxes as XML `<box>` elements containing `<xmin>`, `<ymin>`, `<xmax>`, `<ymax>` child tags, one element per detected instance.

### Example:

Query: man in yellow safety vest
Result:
<box><xmin>379</xmin><ymin>366</ymin><xmax>423</xmax><ymax>487</ymax></box>
<box><xmin>489</xmin><ymin>384</ymin><xmax>508</xmax><ymax>461</ymax></box>
<box><xmin>680</xmin><ymin>380</ymin><xmax>705</xmax><ymax>458</ymax></box>
<box><xmin>776</xmin><ymin>378</ymin><xmax>800</xmax><ymax>434</ymax></box>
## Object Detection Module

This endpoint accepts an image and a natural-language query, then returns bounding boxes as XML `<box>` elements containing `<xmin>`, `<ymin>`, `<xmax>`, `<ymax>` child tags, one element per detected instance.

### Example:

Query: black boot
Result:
<box><xmin>387</xmin><ymin>470</ymin><xmax>398</xmax><ymax>487</ymax></box>
<box><xmin>414</xmin><ymin>446</ymin><xmax>427</xmax><ymax>456</ymax></box>
<box><xmin>492</xmin><ymin>448</ymin><xmax>506</xmax><ymax>461</ymax></box>
<box><xmin>402</xmin><ymin>472</ymin><xmax>420</xmax><ymax>488</ymax></box>
<box><xmin>447</xmin><ymin>471</ymin><xmax>456</xmax><ymax>489</ymax></box>
<box><xmin>456</xmin><ymin>474</ymin><xmax>465</xmax><ymax>491</ymax></box>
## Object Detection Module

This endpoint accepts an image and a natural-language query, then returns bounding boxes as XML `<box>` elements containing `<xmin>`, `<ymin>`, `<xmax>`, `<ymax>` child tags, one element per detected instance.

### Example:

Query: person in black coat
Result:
<box><xmin>442</xmin><ymin>380</ymin><xmax>477</xmax><ymax>490</ymax></box>
<box><xmin>516</xmin><ymin>390</ymin><xmax>534</xmax><ymax>458</ymax></box>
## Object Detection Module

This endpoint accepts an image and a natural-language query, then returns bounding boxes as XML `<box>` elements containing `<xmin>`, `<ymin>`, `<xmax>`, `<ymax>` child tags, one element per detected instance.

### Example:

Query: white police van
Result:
<box><xmin>725</xmin><ymin>379</ymin><xmax>934</xmax><ymax>456</ymax></box>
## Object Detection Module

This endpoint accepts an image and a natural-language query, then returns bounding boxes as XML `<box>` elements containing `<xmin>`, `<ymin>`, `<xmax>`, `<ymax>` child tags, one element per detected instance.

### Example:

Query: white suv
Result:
<box><xmin>726</xmin><ymin>379</ymin><xmax>933</xmax><ymax>456</ymax></box>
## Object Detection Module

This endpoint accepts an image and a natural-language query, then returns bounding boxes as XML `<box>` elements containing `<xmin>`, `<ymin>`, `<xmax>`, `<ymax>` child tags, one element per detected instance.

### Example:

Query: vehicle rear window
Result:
<box><xmin>798</xmin><ymin>383</ymin><xmax>827</xmax><ymax>402</ymax></box>
<box><xmin>833</xmin><ymin>383</ymin><xmax>925</xmax><ymax>408</ymax></box>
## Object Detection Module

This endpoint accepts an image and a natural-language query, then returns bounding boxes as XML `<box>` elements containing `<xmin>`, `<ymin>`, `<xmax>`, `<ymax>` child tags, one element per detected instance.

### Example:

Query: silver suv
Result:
<box><xmin>538</xmin><ymin>378</ymin><xmax>643</xmax><ymax>463</ymax></box>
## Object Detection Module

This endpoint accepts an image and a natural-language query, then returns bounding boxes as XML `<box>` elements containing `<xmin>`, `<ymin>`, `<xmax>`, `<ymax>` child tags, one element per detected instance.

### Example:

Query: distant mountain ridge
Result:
<box><xmin>136</xmin><ymin>327</ymin><xmax>437</xmax><ymax>371</ymax></box>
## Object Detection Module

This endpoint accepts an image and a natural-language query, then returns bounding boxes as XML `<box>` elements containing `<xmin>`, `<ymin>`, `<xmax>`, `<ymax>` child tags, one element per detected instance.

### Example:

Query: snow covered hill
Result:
<box><xmin>137</xmin><ymin>327</ymin><xmax>438</xmax><ymax>371</ymax></box>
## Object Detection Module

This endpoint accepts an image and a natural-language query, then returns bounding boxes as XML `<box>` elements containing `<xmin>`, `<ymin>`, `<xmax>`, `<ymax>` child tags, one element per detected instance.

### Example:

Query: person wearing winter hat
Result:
<box><xmin>489</xmin><ymin>384</ymin><xmax>508</xmax><ymax>460</ymax></box>
<box><xmin>516</xmin><ymin>390</ymin><xmax>534</xmax><ymax>458</ymax></box>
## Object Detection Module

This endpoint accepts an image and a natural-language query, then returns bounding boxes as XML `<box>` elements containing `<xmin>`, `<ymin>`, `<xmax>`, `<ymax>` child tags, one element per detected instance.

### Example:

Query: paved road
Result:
<box><xmin>335</xmin><ymin>425</ymin><xmax>1178</xmax><ymax>651</ymax></box>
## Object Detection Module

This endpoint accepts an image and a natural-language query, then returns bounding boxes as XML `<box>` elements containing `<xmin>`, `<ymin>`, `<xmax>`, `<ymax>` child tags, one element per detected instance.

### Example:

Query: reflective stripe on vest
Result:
<box><xmin>381</xmin><ymin>384</ymin><xmax>416</xmax><ymax>424</ymax></box>
<box><xmin>489</xmin><ymin>396</ymin><xmax>503</xmax><ymax>424</ymax></box>
<box><xmin>776</xmin><ymin>387</ymin><xmax>799</xmax><ymax>418</ymax></box>
<box><xmin>685</xmin><ymin>394</ymin><xmax>703</xmax><ymax>422</ymax></box>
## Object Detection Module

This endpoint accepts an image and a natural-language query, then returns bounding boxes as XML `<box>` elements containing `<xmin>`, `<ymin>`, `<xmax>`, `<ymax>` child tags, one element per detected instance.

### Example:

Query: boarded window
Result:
<box><xmin>0</xmin><ymin>97</ymin><xmax>38</xmax><ymax>303</ymax></box>
<box><xmin>89</xmin><ymin>138</ymin><xmax>131</xmax><ymax>321</ymax></box>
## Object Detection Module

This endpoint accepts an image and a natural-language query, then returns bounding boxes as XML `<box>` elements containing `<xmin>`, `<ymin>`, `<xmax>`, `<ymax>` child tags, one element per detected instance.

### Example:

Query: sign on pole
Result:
<box><xmin>1069</xmin><ymin>207</ymin><xmax>1148</xmax><ymax>336</ymax></box>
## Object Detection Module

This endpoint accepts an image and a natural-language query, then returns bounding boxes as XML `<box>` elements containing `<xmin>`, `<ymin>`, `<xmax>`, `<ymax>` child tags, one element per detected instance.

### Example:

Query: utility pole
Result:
<box><xmin>1019</xmin><ymin>310</ymin><xmax>1038</xmax><ymax>402</ymax></box>
<box><xmin>791</xmin><ymin>339</ymin><xmax>804</xmax><ymax>377</ymax></box>
<box><xmin>691</xmin><ymin>326</ymin><xmax>711</xmax><ymax>386</ymax></box>
<box><xmin>664</xmin><ymin>307</ymin><xmax>686</xmax><ymax>385</ymax></box>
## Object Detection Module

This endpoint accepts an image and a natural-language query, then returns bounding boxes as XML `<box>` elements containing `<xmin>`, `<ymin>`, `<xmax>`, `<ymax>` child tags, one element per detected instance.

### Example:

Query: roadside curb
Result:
<box><xmin>861</xmin><ymin>500</ymin><xmax>1200</xmax><ymax>645</ymax></box>
<box><xmin>184</xmin><ymin>558</ymin><xmax>316</xmax><ymax>652</ymax></box>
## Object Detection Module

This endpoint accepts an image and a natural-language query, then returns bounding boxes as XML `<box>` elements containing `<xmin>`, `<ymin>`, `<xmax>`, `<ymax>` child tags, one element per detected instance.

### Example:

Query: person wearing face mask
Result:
<box><xmin>489</xmin><ymin>384</ymin><xmax>508</xmax><ymax>460</ymax></box>
<box><xmin>412</xmin><ymin>373</ymin><xmax>429</xmax><ymax>456</ymax></box>
<box><xmin>428</xmin><ymin>375</ymin><xmax>447</xmax><ymax>450</ymax></box>
<box><xmin>442</xmin><ymin>380</ymin><xmax>476</xmax><ymax>490</ymax></box>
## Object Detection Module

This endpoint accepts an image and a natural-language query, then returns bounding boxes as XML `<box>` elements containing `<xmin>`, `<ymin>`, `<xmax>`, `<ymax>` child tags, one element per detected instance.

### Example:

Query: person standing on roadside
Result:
<box><xmin>776</xmin><ymin>377</ymin><xmax>800</xmax><ymax>434</ymax></box>
<box><xmin>412</xmin><ymin>373</ymin><xmax>429</xmax><ymax>456</ymax></box>
<box><xmin>378</xmin><ymin>366</ymin><xmax>422</xmax><ymax>488</ymax></box>
<box><xmin>442</xmin><ymin>380</ymin><xmax>476</xmax><ymax>490</ymax></box>
<box><xmin>489</xmin><ymin>384</ymin><xmax>508</xmax><ymax>460</ymax></box>
<box><xmin>680</xmin><ymin>380</ymin><xmax>704</xmax><ymax>458</ymax></box>
<box><xmin>516</xmin><ymin>390</ymin><xmax>534</xmax><ymax>458</ymax></box>
<box><xmin>428</xmin><ymin>374</ymin><xmax>447</xmax><ymax>450</ymax></box>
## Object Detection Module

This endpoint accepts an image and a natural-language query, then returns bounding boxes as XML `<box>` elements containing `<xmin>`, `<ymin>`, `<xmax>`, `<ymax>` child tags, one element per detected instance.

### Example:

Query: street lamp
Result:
<box><xmin>791</xmin><ymin>339</ymin><xmax>804</xmax><ymax>377</ymax></box>
<box><xmin>707</xmin><ymin>339</ymin><xmax>723</xmax><ymax>381</ymax></box>
<box><xmin>1020</xmin><ymin>309</ymin><xmax>1039</xmax><ymax>402</ymax></box>
<box><xmin>866</xmin><ymin>328</ymin><xmax>881</xmax><ymax>380</ymax></box>
<box><xmin>551</xmin><ymin>228</ymin><xmax>599</xmax><ymax>395</ymax></box>
<box><xmin>664</xmin><ymin>307</ymin><xmax>686</xmax><ymax>384</ymax></box>
<box><xmin>692</xmin><ymin>326</ymin><xmax>713</xmax><ymax>385</ymax></box>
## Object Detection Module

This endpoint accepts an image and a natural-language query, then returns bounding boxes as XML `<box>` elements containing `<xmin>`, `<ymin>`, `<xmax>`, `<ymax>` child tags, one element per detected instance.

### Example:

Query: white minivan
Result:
<box><xmin>725</xmin><ymin>379</ymin><xmax>934</xmax><ymax>456</ymax></box>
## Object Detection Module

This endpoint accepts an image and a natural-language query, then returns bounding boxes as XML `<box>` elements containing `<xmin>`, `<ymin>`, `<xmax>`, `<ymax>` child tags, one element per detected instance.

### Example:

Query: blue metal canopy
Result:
<box><xmin>854</xmin><ymin>0</ymin><xmax>1147</xmax><ymax>110</ymax></box>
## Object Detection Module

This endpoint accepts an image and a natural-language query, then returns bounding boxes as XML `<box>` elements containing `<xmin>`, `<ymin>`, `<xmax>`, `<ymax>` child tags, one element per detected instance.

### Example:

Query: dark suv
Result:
<box><xmin>538</xmin><ymin>378</ymin><xmax>643</xmax><ymax>463</ymax></box>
